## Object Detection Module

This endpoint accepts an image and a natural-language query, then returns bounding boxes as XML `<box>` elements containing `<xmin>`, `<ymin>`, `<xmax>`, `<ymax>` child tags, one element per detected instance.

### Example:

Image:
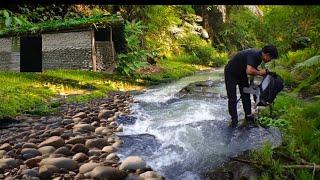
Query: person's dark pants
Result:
<box><xmin>224</xmin><ymin>67</ymin><xmax>252</xmax><ymax>123</ymax></box>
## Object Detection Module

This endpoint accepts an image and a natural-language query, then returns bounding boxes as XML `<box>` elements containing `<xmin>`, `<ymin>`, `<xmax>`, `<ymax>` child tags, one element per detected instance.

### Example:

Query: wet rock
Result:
<box><xmin>22</xmin><ymin>169</ymin><xmax>39</xmax><ymax>177</ymax></box>
<box><xmin>71</xmin><ymin>144</ymin><xmax>88</xmax><ymax>154</ymax></box>
<box><xmin>107</xmin><ymin>137</ymin><xmax>115</xmax><ymax>144</ymax></box>
<box><xmin>88</xmin><ymin>156</ymin><xmax>99</xmax><ymax>162</ymax></box>
<box><xmin>13</xmin><ymin>142</ymin><xmax>23</xmax><ymax>149</ymax></box>
<box><xmin>0</xmin><ymin>143</ymin><xmax>12</xmax><ymax>151</ymax></box>
<box><xmin>39</xmin><ymin>165</ymin><xmax>59</xmax><ymax>179</ymax></box>
<box><xmin>73</xmin><ymin>124</ymin><xmax>95</xmax><ymax>133</ymax></box>
<box><xmin>94</xmin><ymin>127</ymin><xmax>109</xmax><ymax>135</ymax></box>
<box><xmin>90</xmin><ymin>166</ymin><xmax>128</xmax><ymax>180</ymax></box>
<box><xmin>85</xmin><ymin>138</ymin><xmax>108</xmax><ymax>149</ymax></box>
<box><xmin>112</xmin><ymin>140</ymin><xmax>123</xmax><ymax>149</ymax></box>
<box><xmin>54</xmin><ymin>146</ymin><xmax>72</xmax><ymax>156</ymax></box>
<box><xmin>49</xmin><ymin>154</ymin><xmax>65</xmax><ymax>158</ymax></box>
<box><xmin>0</xmin><ymin>158</ymin><xmax>18</xmax><ymax>170</ymax></box>
<box><xmin>0</xmin><ymin>150</ymin><xmax>6</xmax><ymax>158</ymax></box>
<box><xmin>39</xmin><ymin>157</ymin><xmax>77</xmax><ymax>171</ymax></box>
<box><xmin>91</xmin><ymin>121</ymin><xmax>99</xmax><ymax>127</ymax></box>
<box><xmin>106</xmin><ymin>153</ymin><xmax>119</xmax><ymax>161</ymax></box>
<box><xmin>98</xmin><ymin>110</ymin><xmax>114</xmax><ymax>119</ymax></box>
<box><xmin>72</xmin><ymin>118</ymin><xmax>82</xmax><ymax>123</ymax></box>
<box><xmin>79</xmin><ymin>162</ymin><xmax>101</xmax><ymax>174</ymax></box>
<box><xmin>88</xmin><ymin>149</ymin><xmax>102</xmax><ymax>156</ymax></box>
<box><xmin>108</xmin><ymin>117</ymin><xmax>117</xmax><ymax>123</ymax></box>
<box><xmin>72</xmin><ymin>112</ymin><xmax>87</xmax><ymax>119</ymax></box>
<box><xmin>21</xmin><ymin>148</ymin><xmax>41</xmax><ymax>160</ymax></box>
<box><xmin>72</xmin><ymin>153</ymin><xmax>88</xmax><ymax>162</ymax></box>
<box><xmin>22</xmin><ymin>143</ymin><xmax>37</xmax><ymax>149</ymax></box>
<box><xmin>139</xmin><ymin>171</ymin><xmax>163</xmax><ymax>179</ymax></box>
<box><xmin>62</xmin><ymin>119</ymin><xmax>73</xmax><ymax>126</ymax></box>
<box><xmin>126</xmin><ymin>173</ymin><xmax>144</xmax><ymax>180</ymax></box>
<box><xmin>50</xmin><ymin>128</ymin><xmax>64</xmax><ymax>136</ymax></box>
<box><xmin>102</xmin><ymin>129</ymin><xmax>111</xmax><ymax>136</ymax></box>
<box><xmin>25</xmin><ymin>156</ymin><xmax>42</xmax><ymax>168</ymax></box>
<box><xmin>24</xmin><ymin>176</ymin><xmax>40</xmax><ymax>180</ymax></box>
<box><xmin>38</xmin><ymin>146</ymin><xmax>56</xmax><ymax>155</ymax></box>
<box><xmin>74</xmin><ymin>173</ymin><xmax>85</xmax><ymax>180</ymax></box>
<box><xmin>66</xmin><ymin>136</ymin><xmax>85</xmax><ymax>145</ymax></box>
<box><xmin>38</xmin><ymin>136</ymin><xmax>65</xmax><ymax>148</ymax></box>
<box><xmin>102</xmin><ymin>146</ymin><xmax>115</xmax><ymax>154</ymax></box>
<box><xmin>109</xmin><ymin>121</ymin><xmax>118</xmax><ymax>127</ymax></box>
<box><xmin>119</xmin><ymin>156</ymin><xmax>147</xmax><ymax>171</ymax></box>
<box><xmin>116</xmin><ymin>124</ymin><xmax>123</xmax><ymax>132</ymax></box>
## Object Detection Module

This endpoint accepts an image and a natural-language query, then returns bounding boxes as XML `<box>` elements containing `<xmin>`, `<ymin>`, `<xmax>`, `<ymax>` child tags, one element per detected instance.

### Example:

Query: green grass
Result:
<box><xmin>0</xmin><ymin>56</ymin><xmax>204</xmax><ymax>118</ymax></box>
<box><xmin>250</xmin><ymin>92</ymin><xmax>320</xmax><ymax>179</ymax></box>
<box><xmin>0</xmin><ymin>69</ymin><xmax>141</xmax><ymax>119</ymax></box>
<box><xmin>139</xmin><ymin>56</ymin><xmax>198</xmax><ymax>84</ymax></box>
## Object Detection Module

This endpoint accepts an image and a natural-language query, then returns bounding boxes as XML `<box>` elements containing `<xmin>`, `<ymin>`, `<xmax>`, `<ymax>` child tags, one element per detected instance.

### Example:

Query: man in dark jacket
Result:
<box><xmin>224</xmin><ymin>45</ymin><xmax>278</xmax><ymax>127</ymax></box>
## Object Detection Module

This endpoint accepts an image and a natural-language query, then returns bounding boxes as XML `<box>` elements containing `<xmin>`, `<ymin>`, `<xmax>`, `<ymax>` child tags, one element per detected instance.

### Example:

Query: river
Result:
<box><xmin>116</xmin><ymin>68</ymin><xmax>282</xmax><ymax>180</ymax></box>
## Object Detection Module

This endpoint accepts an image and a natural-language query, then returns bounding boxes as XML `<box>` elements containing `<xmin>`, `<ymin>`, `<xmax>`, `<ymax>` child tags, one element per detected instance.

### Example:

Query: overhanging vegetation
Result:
<box><xmin>0</xmin><ymin>14</ymin><xmax>123</xmax><ymax>37</ymax></box>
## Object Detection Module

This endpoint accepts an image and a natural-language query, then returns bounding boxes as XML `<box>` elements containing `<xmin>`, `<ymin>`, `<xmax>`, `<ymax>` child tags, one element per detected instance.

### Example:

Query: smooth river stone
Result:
<box><xmin>39</xmin><ymin>157</ymin><xmax>77</xmax><ymax>171</ymax></box>
<box><xmin>66</xmin><ymin>136</ymin><xmax>86</xmax><ymax>145</ymax></box>
<box><xmin>79</xmin><ymin>162</ymin><xmax>101</xmax><ymax>174</ymax></box>
<box><xmin>90</xmin><ymin>166</ymin><xmax>128</xmax><ymax>179</ymax></box>
<box><xmin>38</xmin><ymin>136</ymin><xmax>65</xmax><ymax>148</ymax></box>
<box><xmin>119</xmin><ymin>156</ymin><xmax>147</xmax><ymax>171</ymax></box>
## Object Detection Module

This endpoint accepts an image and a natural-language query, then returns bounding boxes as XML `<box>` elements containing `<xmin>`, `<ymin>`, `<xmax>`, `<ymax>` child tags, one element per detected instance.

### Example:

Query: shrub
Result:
<box><xmin>115</xmin><ymin>20</ymin><xmax>151</xmax><ymax>76</ymax></box>
<box><xmin>279</xmin><ymin>48</ymin><xmax>319</xmax><ymax>68</ymax></box>
<box><xmin>178</xmin><ymin>34</ymin><xmax>227</xmax><ymax>67</ymax></box>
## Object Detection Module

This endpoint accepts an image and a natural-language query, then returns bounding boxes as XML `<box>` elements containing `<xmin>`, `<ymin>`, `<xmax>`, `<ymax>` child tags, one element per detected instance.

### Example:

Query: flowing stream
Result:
<box><xmin>116</xmin><ymin>68</ymin><xmax>282</xmax><ymax>180</ymax></box>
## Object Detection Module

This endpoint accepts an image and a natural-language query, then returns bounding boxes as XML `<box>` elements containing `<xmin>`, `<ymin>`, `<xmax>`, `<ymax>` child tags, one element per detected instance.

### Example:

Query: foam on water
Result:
<box><xmin>117</xmin><ymin>69</ymin><xmax>282</xmax><ymax>179</ymax></box>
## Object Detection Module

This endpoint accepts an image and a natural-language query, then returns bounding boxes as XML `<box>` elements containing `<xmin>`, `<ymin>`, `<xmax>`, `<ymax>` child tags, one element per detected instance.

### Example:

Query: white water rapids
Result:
<box><xmin>116</xmin><ymin>68</ymin><xmax>282</xmax><ymax>180</ymax></box>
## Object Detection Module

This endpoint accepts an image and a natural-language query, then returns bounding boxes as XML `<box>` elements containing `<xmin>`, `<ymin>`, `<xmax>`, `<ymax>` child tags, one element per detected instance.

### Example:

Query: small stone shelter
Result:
<box><xmin>0</xmin><ymin>15</ymin><xmax>126</xmax><ymax>72</ymax></box>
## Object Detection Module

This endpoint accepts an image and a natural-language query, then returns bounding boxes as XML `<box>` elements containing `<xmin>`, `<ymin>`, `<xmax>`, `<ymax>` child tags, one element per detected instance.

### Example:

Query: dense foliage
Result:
<box><xmin>0</xmin><ymin>5</ymin><xmax>319</xmax><ymax>179</ymax></box>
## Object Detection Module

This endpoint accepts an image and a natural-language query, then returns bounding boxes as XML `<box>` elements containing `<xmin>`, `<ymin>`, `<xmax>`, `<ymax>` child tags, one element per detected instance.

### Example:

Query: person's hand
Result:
<box><xmin>259</xmin><ymin>69</ymin><xmax>267</xmax><ymax>76</ymax></box>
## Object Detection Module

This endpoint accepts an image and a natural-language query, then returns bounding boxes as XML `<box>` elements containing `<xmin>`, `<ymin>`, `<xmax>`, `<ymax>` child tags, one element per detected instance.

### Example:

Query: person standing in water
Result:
<box><xmin>224</xmin><ymin>45</ymin><xmax>278</xmax><ymax>127</ymax></box>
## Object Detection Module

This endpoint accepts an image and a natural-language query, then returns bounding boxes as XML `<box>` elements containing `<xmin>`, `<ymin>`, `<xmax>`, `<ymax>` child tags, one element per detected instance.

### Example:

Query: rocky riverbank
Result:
<box><xmin>0</xmin><ymin>91</ymin><xmax>164</xmax><ymax>180</ymax></box>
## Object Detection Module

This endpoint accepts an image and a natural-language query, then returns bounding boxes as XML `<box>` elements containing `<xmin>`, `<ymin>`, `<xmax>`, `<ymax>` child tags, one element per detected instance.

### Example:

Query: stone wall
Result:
<box><xmin>0</xmin><ymin>38</ymin><xmax>19</xmax><ymax>71</ymax></box>
<box><xmin>0</xmin><ymin>30</ymin><xmax>116</xmax><ymax>72</ymax></box>
<box><xmin>0</xmin><ymin>51</ymin><xmax>11</xmax><ymax>70</ymax></box>
<box><xmin>42</xmin><ymin>31</ymin><xmax>93</xmax><ymax>70</ymax></box>
<box><xmin>96</xmin><ymin>41</ymin><xmax>116</xmax><ymax>73</ymax></box>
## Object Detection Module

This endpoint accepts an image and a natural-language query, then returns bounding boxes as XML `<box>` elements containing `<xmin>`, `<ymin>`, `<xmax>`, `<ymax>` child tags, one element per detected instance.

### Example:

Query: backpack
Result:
<box><xmin>243</xmin><ymin>71</ymin><xmax>284</xmax><ymax>106</ymax></box>
<box><xmin>256</xmin><ymin>72</ymin><xmax>284</xmax><ymax>106</ymax></box>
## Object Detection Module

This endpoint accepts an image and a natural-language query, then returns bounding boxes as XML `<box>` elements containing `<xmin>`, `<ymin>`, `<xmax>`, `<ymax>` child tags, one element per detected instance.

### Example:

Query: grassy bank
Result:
<box><xmin>246</xmin><ymin>48</ymin><xmax>320</xmax><ymax>179</ymax></box>
<box><xmin>248</xmin><ymin>92</ymin><xmax>320</xmax><ymax>179</ymax></box>
<box><xmin>0</xmin><ymin>56</ymin><xmax>207</xmax><ymax>119</ymax></box>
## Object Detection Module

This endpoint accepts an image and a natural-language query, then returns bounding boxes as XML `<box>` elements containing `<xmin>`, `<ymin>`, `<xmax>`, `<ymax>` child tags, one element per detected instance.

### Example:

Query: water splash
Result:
<box><xmin>117</xmin><ymin>69</ymin><xmax>282</xmax><ymax>179</ymax></box>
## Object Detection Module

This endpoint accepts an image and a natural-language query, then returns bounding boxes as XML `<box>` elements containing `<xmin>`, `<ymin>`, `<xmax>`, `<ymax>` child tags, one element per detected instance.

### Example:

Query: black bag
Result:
<box><xmin>255</xmin><ymin>72</ymin><xmax>284</xmax><ymax>106</ymax></box>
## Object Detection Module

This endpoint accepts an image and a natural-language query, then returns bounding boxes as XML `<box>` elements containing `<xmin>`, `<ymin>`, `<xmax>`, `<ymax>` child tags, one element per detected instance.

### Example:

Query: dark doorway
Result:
<box><xmin>94</xmin><ymin>28</ymin><xmax>110</xmax><ymax>41</ymax></box>
<box><xmin>20</xmin><ymin>36</ymin><xmax>42</xmax><ymax>72</ymax></box>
